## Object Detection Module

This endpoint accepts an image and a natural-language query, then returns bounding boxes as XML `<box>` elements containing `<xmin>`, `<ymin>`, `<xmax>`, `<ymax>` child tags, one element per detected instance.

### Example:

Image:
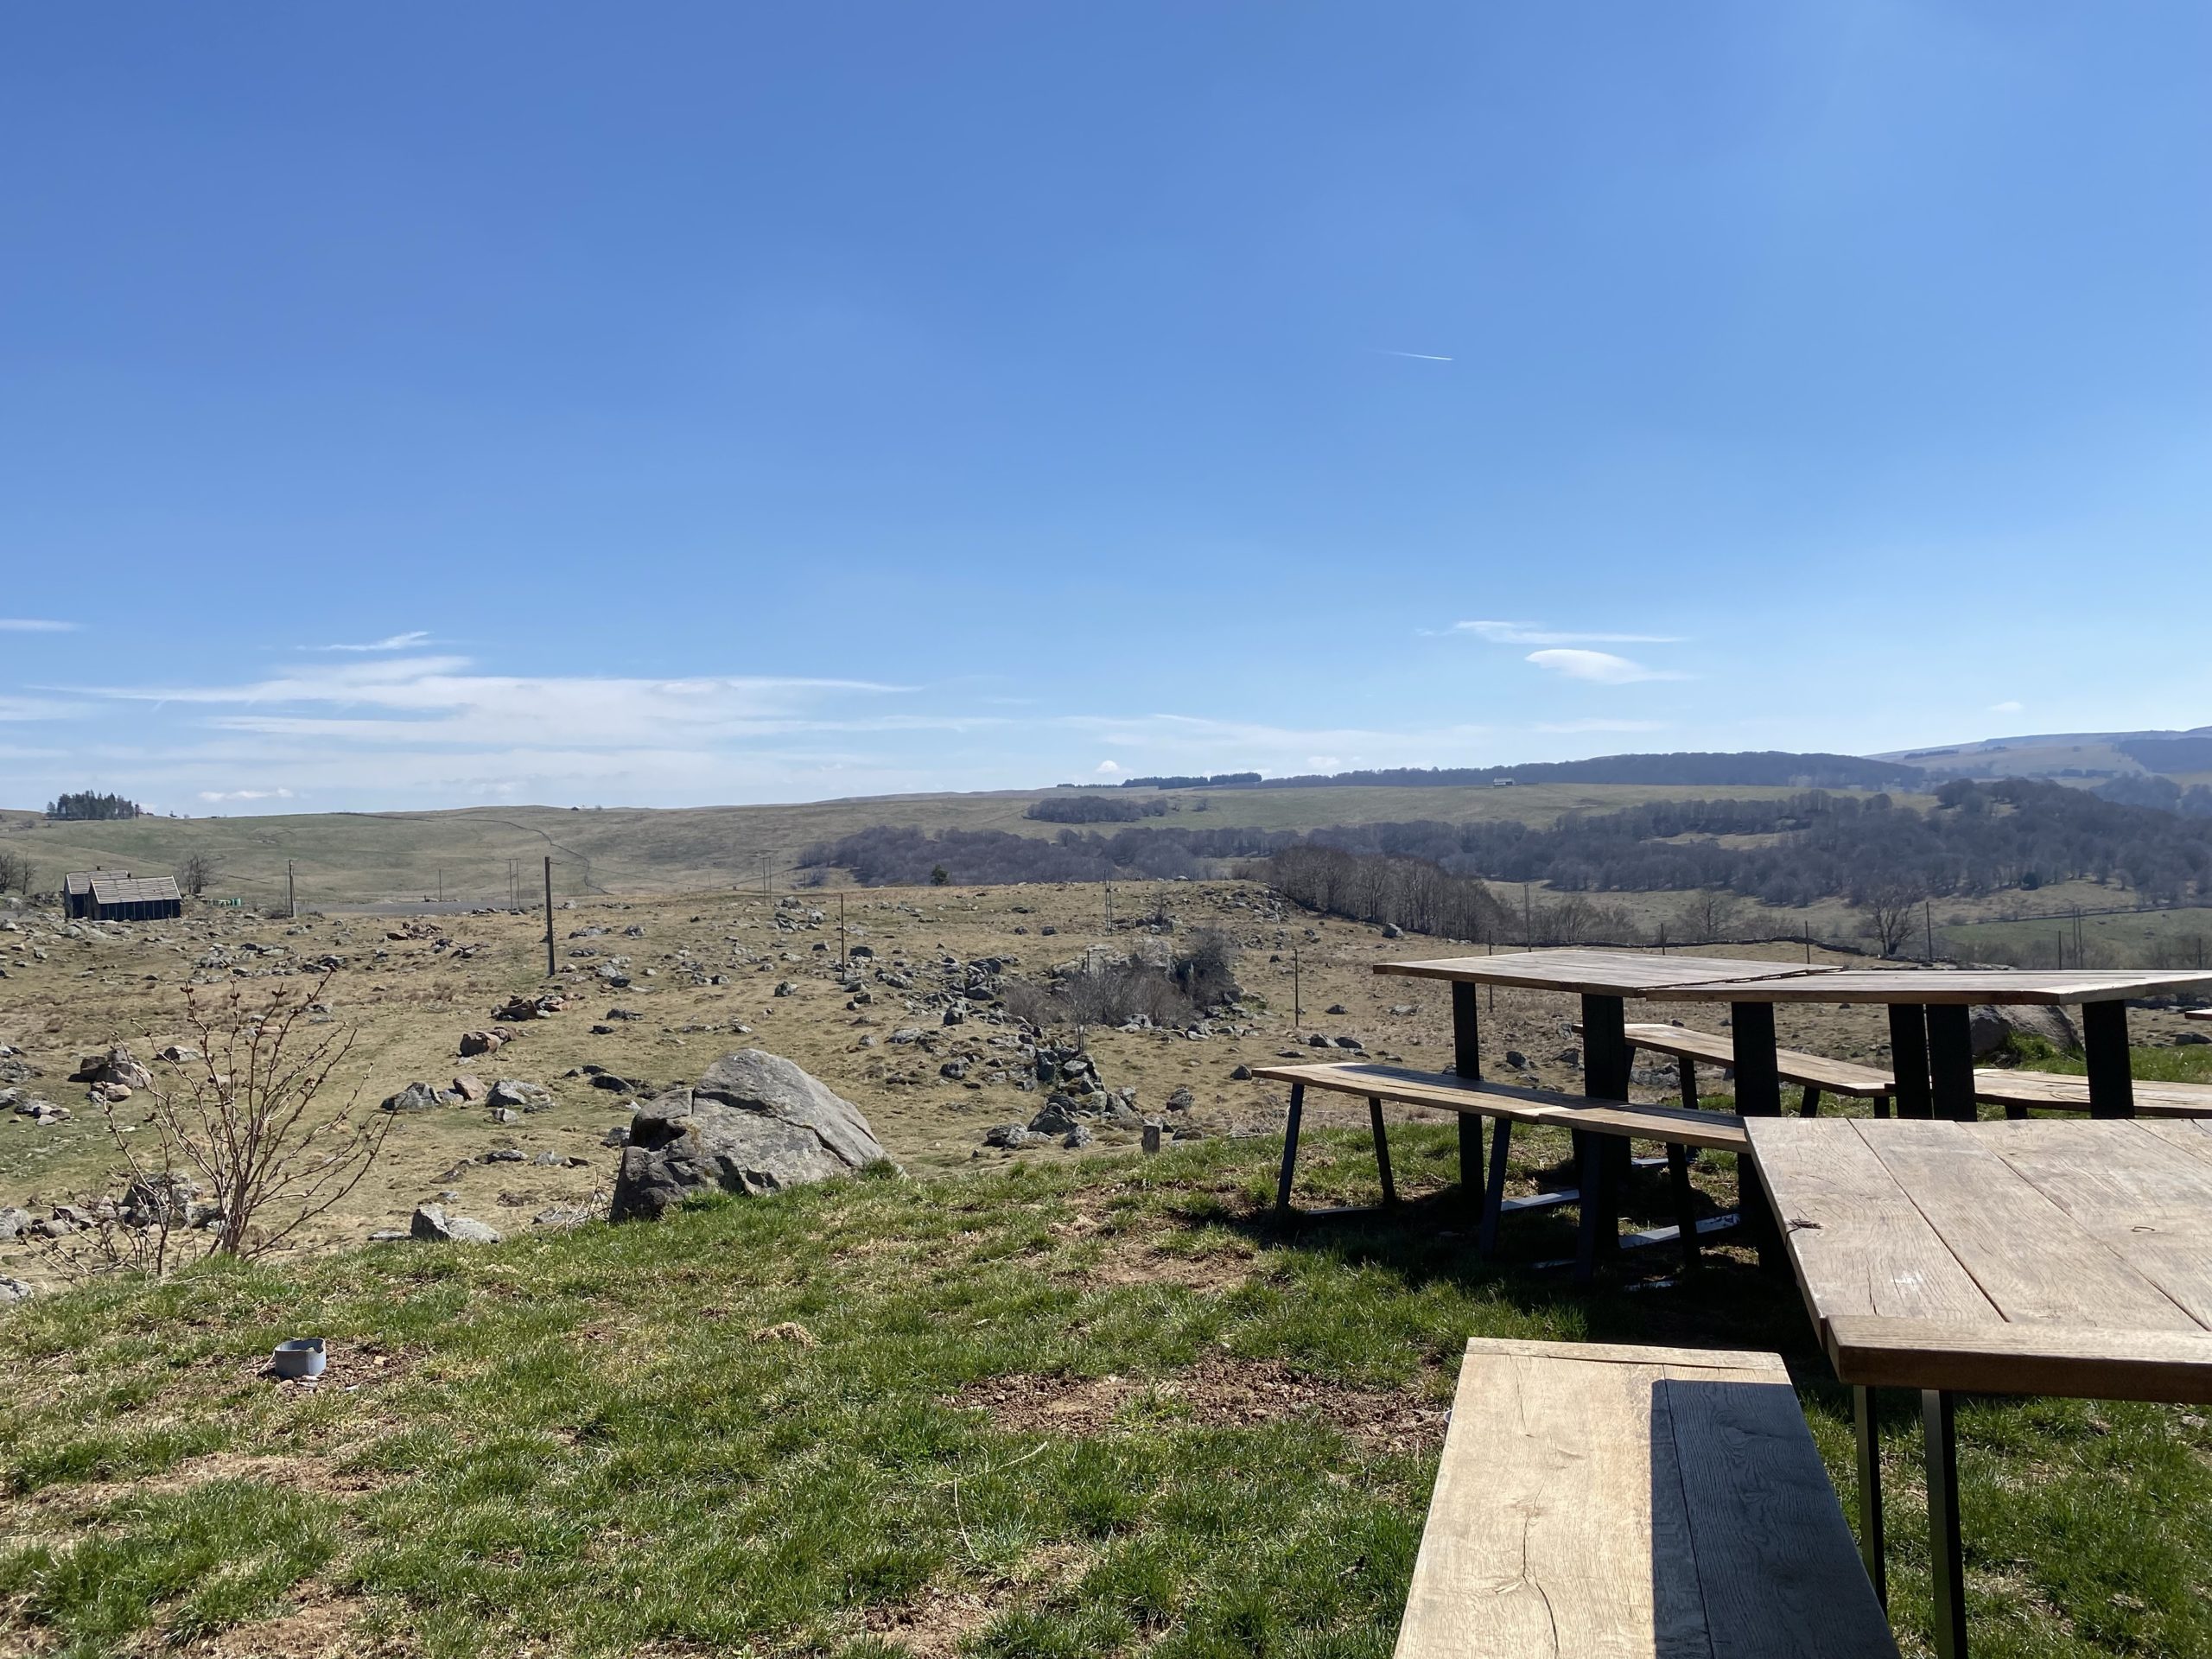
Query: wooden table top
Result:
<box><xmin>1668</xmin><ymin>967</ymin><xmax>2212</xmax><ymax>1006</ymax></box>
<box><xmin>1373</xmin><ymin>947</ymin><xmax>1840</xmax><ymax>996</ymax></box>
<box><xmin>1747</xmin><ymin>1117</ymin><xmax>2212</xmax><ymax>1402</ymax></box>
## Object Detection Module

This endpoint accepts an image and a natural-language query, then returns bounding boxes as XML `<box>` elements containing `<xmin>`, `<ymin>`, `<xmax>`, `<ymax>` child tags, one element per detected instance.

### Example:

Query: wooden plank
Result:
<box><xmin>1456</xmin><ymin>1336</ymin><xmax>1785</xmax><ymax>1372</ymax></box>
<box><xmin>1825</xmin><ymin>1315</ymin><xmax>2212</xmax><ymax>1402</ymax></box>
<box><xmin>1621</xmin><ymin>1021</ymin><xmax>1895</xmax><ymax>1096</ymax></box>
<box><xmin>1667</xmin><ymin>968</ymin><xmax>2212</xmax><ymax>1006</ymax></box>
<box><xmin>1375</xmin><ymin>948</ymin><xmax>1840</xmax><ymax>996</ymax></box>
<box><xmin>1663</xmin><ymin>1370</ymin><xmax>1904</xmax><ymax>1659</ymax></box>
<box><xmin>1396</xmin><ymin>1338</ymin><xmax>1897</xmax><ymax>1659</ymax></box>
<box><xmin>1251</xmin><ymin>1062</ymin><xmax>1751</xmax><ymax>1150</ymax></box>
<box><xmin>1973</xmin><ymin>1068</ymin><xmax>2212</xmax><ymax>1118</ymax></box>
<box><xmin>1742</xmin><ymin>1119</ymin><xmax>1997</xmax><ymax>1328</ymax></box>
<box><xmin>1979</xmin><ymin>1121</ymin><xmax>2212</xmax><ymax>1327</ymax></box>
<box><xmin>1853</xmin><ymin>1119</ymin><xmax>2201</xmax><ymax>1331</ymax></box>
<box><xmin>2186</xmin><ymin>1007</ymin><xmax>2212</xmax><ymax>1022</ymax></box>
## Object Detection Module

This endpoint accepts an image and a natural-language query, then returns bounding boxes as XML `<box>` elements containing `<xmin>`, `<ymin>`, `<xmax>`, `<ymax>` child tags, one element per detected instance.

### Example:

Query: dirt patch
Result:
<box><xmin>163</xmin><ymin>1589</ymin><xmax>410</xmax><ymax>1659</ymax></box>
<box><xmin>863</xmin><ymin>1585</ymin><xmax>1003</xmax><ymax>1658</ymax></box>
<box><xmin>950</xmin><ymin>1358</ymin><xmax>1446</xmax><ymax>1454</ymax></box>
<box><xmin>1077</xmin><ymin>1235</ymin><xmax>1255</xmax><ymax>1293</ymax></box>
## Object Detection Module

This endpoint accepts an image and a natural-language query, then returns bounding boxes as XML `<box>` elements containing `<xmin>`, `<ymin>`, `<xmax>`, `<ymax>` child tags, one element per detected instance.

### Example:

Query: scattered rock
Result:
<box><xmin>459</xmin><ymin>1030</ymin><xmax>505</xmax><ymax>1058</ymax></box>
<box><xmin>450</xmin><ymin>1074</ymin><xmax>488</xmax><ymax>1103</ymax></box>
<box><xmin>1230</xmin><ymin>1064</ymin><xmax>1253</xmax><ymax>1081</ymax></box>
<box><xmin>410</xmin><ymin>1204</ymin><xmax>501</xmax><ymax>1243</ymax></box>
<box><xmin>381</xmin><ymin>1081</ymin><xmax>455</xmax><ymax>1114</ymax></box>
<box><xmin>487</xmin><ymin>1077</ymin><xmax>554</xmax><ymax>1111</ymax></box>
<box><xmin>1968</xmin><ymin>1004</ymin><xmax>2082</xmax><ymax>1057</ymax></box>
<box><xmin>608</xmin><ymin>1050</ymin><xmax>894</xmax><ymax>1221</ymax></box>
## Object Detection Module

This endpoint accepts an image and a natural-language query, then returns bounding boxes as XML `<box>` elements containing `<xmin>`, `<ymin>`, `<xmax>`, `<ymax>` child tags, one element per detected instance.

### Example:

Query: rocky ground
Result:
<box><xmin>4</xmin><ymin>877</ymin><xmax>2208</xmax><ymax>1290</ymax></box>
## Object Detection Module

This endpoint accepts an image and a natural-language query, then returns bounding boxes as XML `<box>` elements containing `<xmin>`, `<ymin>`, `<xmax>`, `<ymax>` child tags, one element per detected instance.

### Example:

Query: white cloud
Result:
<box><xmin>1989</xmin><ymin>700</ymin><xmax>2024</xmax><ymax>715</ymax></box>
<box><xmin>199</xmin><ymin>788</ymin><xmax>296</xmax><ymax>803</ymax></box>
<box><xmin>1306</xmin><ymin>755</ymin><xmax>1342</xmax><ymax>769</ymax></box>
<box><xmin>1525</xmin><ymin>649</ymin><xmax>1688</xmax><ymax>685</ymax></box>
<box><xmin>1450</xmin><ymin>620</ymin><xmax>1684</xmax><ymax>645</ymax></box>
<box><xmin>310</xmin><ymin>631</ymin><xmax>434</xmax><ymax>652</ymax></box>
<box><xmin>1093</xmin><ymin>760</ymin><xmax>1123</xmax><ymax>775</ymax></box>
<box><xmin>0</xmin><ymin>696</ymin><xmax>86</xmax><ymax>721</ymax></box>
<box><xmin>0</xmin><ymin>618</ymin><xmax>78</xmax><ymax>633</ymax></box>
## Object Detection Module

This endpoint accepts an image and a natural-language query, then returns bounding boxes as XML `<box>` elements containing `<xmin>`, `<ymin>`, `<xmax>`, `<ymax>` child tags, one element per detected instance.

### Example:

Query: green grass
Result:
<box><xmin>3</xmin><ymin>1124</ymin><xmax>2210</xmax><ymax>1656</ymax></box>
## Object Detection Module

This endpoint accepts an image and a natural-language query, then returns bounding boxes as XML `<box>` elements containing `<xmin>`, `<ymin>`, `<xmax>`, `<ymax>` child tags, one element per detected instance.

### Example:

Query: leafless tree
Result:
<box><xmin>0</xmin><ymin>848</ymin><xmax>33</xmax><ymax>896</ymax></box>
<box><xmin>99</xmin><ymin>970</ymin><xmax>391</xmax><ymax>1262</ymax></box>
<box><xmin>177</xmin><ymin>850</ymin><xmax>220</xmax><ymax>898</ymax></box>
<box><xmin>1856</xmin><ymin>883</ymin><xmax>1924</xmax><ymax>957</ymax></box>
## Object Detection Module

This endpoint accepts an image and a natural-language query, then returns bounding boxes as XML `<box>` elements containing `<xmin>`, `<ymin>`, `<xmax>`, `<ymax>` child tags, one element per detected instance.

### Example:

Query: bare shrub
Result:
<box><xmin>1001</xmin><ymin>953</ymin><xmax>1196</xmax><ymax>1032</ymax></box>
<box><xmin>1170</xmin><ymin>928</ymin><xmax>1242</xmax><ymax>1007</ymax></box>
<box><xmin>0</xmin><ymin>848</ymin><xmax>33</xmax><ymax>896</ymax></box>
<box><xmin>98</xmin><ymin>970</ymin><xmax>391</xmax><ymax>1264</ymax></box>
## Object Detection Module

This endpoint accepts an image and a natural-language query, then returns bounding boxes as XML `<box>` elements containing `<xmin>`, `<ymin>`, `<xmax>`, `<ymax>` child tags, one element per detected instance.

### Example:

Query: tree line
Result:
<box><xmin>46</xmin><ymin>791</ymin><xmax>145</xmax><ymax>821</ymax></box>
<box><xmin>804</xmin><ymin>779</ymin><xmax>2212</xmax><ymax>910</ymax></box>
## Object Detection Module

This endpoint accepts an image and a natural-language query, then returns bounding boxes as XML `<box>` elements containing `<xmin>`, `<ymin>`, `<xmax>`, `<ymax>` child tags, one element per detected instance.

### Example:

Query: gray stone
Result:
<box><xmin>1968</xmin><ymin>1003</ymin><xmax>2081</xmax><ymax>1058</ymax></box>
<box><xmin>984</xmin><ymin>1122</ymin><xmax>1040</xmax><ymax>1148</ymax></box>
<box><xmin>488</xmin><ymin>1077</ymin><xmax>554</xmax><ymax>1110</ymax></box>
<box><xmin>410</xmin><ymin>1204</ymin><xmax>501</xmax><ymax>1243</ymax></box>
<box><xmin>1062</xmin><ymin>1125</ymin><xmax>1094</xmax><ymax>1149</ymax></box>
<box><xmin>1230</xmin><ymin>1064</ymin><xmax>1253</xmax><ymax>1081</ymax></box>
<box><xmin>381</xmin><ymin>1080</ymin><xmax>454</xmax><ymax>1113</ymax></box>
<box><xmin>608</xmin><ymin>1049</ymin><xmax>893</xmax><ymax>1221</ymax></box>
<box><xmin>0</xmin><ymin>1277</ymin><xmax>32</xmax><ymax>1305</ymax></box>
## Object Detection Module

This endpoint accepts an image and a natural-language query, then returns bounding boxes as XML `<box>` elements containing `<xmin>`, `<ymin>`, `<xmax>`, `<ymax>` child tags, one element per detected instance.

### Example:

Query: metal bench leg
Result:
<box><xmin>1873</xmin><ymin>1090</ymin><xmax>1891</xmax><ymax>1120</ymax></box>
<box><xmin>1274</xmin><ymin>1083</ymin><xmax>1306</xmax><ymax>1216</ymax></box>
<box><xmin>1678</xmin><ymin>1055</ymin><xmax>1698</xmax><ymax>1110</ymax></box>
<box><xmin>1666</xmin><ymin>1141</ymin><xmax>1700</xmax><ymax>1270</ymax></box>
<box><xmin>1798</xmin><ymin>1084</ymin><xmax>1823</xmax><ymax>1118</ymax></box>
<box><xmin>1923</xmin><ymin>1389</ymin><xmax>1968</xmax><ymax>1659</ymax></box>
<box><xmin>1478</xmin><ymin>1116</ymin><xmax>1512</xmax><ymax>1257</ymax></box>
<box><xmin>1855</xmin><ymin>1385</ymin><xmax>1886</xmax><ymax>1608</ymax></box>
<box><xmin>1367</xmin><ymin>1096</ymin><xmax>1396</xmax><ymax>1205</ymax></box>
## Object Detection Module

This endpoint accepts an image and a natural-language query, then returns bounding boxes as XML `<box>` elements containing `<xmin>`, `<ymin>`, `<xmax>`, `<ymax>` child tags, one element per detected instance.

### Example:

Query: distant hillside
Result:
<box><xmin>1877</xmin><ymin>727</ymin><xmax>2212</xmax><ymax>783</ymax></box>
<box><xmin>1120</xmin><ymin>750</ymin><xmax>1923</xmax><ymax>791</ymax></box>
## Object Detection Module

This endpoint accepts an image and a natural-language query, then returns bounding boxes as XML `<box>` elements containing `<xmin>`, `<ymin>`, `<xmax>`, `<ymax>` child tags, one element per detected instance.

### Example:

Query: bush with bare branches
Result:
<box><xmin>91</xmin><ymin>969</ymin><xmax>391</xmax><ymax>1268</ymax></box>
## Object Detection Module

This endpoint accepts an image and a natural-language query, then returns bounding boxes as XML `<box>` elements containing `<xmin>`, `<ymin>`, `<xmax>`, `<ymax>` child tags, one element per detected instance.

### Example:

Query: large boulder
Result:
<box><xmin>1969</xmin><ymin>1003</ymin><xmax>2081</xmax><ymax>1058</ymax></box>
<box><xmin>410</xmin><ymin>1204</ymin><xmax>501</xmax><ymax>1243</ymax></box>
<box><xmin>609</xmin><ymin>1049</ymin><xmax>893</xmax><ymax>1222</ymax></box>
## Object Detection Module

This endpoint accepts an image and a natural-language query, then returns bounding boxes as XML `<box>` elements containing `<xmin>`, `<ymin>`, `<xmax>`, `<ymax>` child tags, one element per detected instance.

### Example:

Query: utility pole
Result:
<box><xmin>1291</xmin><ymin>938</ymin><xmax>1302</xmax><ymax>1028</ymax></box>
<box><xmin>287</xmin><ymin>861</ymin><xmax>296</xmax><ymax>918</ymax></box>
<box><xmin>838</xmin><ymin>891</ymin><xmax>847</xmax><ymax>972</ymax></box>
<box><xmin>1924</xmin><ymin>900</ymin><xmax>1935</xmax><ymax>963</ymax></box>
<box><xmin>1522</xmin><ymin>884</ymin><xmax>1533</xmax><ymax>950</ymax></box>
<box><xmin>543</xmin><ymin>855</ymin><xmax>556</xmax><ymax>977</ymax></box>
<box><xmin>760</xmin><ymin>853</ymin><xmax>769</xmax><ymax>899</ymax></box>
<box><xmin>1103</xmin><ymin>869</ymin><xmax>1113</xmax><ymax>935</ymax></box>
<box><xmin>436</xmin><ymin>868</ymin><xmax>442</xmax><ymax>904</ymax></box>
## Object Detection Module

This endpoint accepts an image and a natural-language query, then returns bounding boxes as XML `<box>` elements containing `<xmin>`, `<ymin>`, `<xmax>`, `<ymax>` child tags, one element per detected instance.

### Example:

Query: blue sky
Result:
<box><xmin>3</xmin><ymin>3</ymin><xmax>2208</xmax><ymax>813</ymax></box>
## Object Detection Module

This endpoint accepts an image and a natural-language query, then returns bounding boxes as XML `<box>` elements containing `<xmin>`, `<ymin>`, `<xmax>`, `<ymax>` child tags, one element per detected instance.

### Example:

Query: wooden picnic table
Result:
<box><xmin>1373</xmin><ymin>950</ymin><xmax>1847</xmax><ymax>1268</ymax></box>
<box><xmin>1663</xmin><ymin>968</ymin><xmax>2212</xmax><ymax>1122</ymax></box>
<box><xmin>1747</xmin><ymin>1116</ymin><xmax>2212</xmax><ymax>1659</ymax></box>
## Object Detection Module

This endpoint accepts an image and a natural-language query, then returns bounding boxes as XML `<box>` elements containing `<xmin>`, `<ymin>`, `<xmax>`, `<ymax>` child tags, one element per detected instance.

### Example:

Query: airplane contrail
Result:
<box><xmin>1378</xmin><ymin>349</ymin><xmax>1452</xmax><ymax>362</ymax></box>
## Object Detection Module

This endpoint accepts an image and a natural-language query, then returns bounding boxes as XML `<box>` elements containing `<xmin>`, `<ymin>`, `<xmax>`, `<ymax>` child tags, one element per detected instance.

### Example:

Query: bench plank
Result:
<box><xmin>1251</xmin><ymin>1061</ymin><xmax>1750</xmax><ymax>1153</ymax></box>
<box><xmin>1620</xmin><ymin>1021</ymin><xmax>1896</xmax><ymax>1097</ymax></box>
<box><xmin>1971</xmin><ymin>1068</ymin><xmax>2212</xmax><ymax>1117</ymax></box>
<box><xmin>1396</xmin><ymin>1338</ymin><xmax>1896</xmax><ymax>1659</ymax></box>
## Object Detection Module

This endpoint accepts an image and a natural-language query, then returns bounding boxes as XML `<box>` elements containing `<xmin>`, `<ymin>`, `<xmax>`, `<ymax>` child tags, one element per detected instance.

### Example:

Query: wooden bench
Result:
<box><xmin>1970</xmin><ymin>1067</ymin><xmax>2212</xmax><ymax>1118</ymax></box>
<box><xmin>1253</xmin><ymin>1061</ymin><xmax>1746</xmax><ymax>1278</ymax></box>
<box><xmin>1614</xmin><ymin>1020</ymin><xmax>1897</xmax><ymax>1116</ymax></box>
<box><xmin>1396</xmin><ymin>1338</ymin><xmax>1898</xmax><ymax>1658</ymax></box>
<box><xmin>1623</xmin><ymin>1022</ymin><xmax>2212</xmax><ymax>1121</ymax></box>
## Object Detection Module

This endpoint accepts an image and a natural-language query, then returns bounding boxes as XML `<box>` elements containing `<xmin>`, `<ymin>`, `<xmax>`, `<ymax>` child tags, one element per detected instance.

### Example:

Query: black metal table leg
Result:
<box><xmin>1678</xmin><ymin>1055</ymin><xmax>1698</xmax><ymax>1110</ymax></box>
<box><xmin>1889</xmin><ymin>1004</ymin><xmax>1932</xmax><ymax>1119</ymax></box>
<box><xmin>1798</xmin><ymin>1084</ymin><xmax>1824</xmax><ymax>1118</ymax></box>
<box><xmin>1368</xmin><ymin>1096</ymin><xmax>1396</xmax><ymax>1204</ymax></box>
<box><xmin>2082</xmin><ymin>999</ymin><xmax>2137</xmax><ymax>1118</ymax></box>
<box><xmin>1580</xmin><ymin>995</ymin><xmax>1631</xmax><ymax>1269</ymax></box>
<box><xmin>1923</xmin><ymin>1389</ymin><xmax>1968</xmax><ymax>1659</ymax></box>
<box><xmin>1572</xmin><ymin>1129</ymin><xmax>1607</xmax><ymax>1285</ymax></box>
<box><xmin>1854</xmin><ymin>1385</ymin><xmax>1886</xmax><ymax>1608</ymax></box>
<box><xmin>1274</xmin><ymin>1082</ymin><xmax>1306</xmax><ymax>1216</ymax></box>
<box><xmin>1927</xmin><ymin>1004</ymin><xmax>1977</xmax><ymax>1122</ymax></box>
<box><xmin>1452</xmin><ymin>979</ymin><xmax>1487</xmax><ymax>1217</ymax></box>
<box><xmin>1478</xmin><ymin>1116</ymin><xmax>1512</xmax><ymax>1256</ymax></box>
<box><xmin>1452</xmin><ymin>980</ymin><xmax>1480</xmax><ymax>1078</ymax></box>
<box><xmin>1730</xmin><ymin>1001</ymin><xmax>1783</xmax><ymax>1267</ymax></box>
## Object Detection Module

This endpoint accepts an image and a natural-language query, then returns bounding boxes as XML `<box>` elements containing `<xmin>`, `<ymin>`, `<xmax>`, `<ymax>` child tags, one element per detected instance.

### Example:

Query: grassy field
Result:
<box><xmin>0</xmin><ymin>782</ymin><xmax>1900</xmax><ymax>909</ymax></box>
<box><xmin>5</xmin><ymin>1127</ymin><xmax>2210</xmax><ymax>1658</ymax></box>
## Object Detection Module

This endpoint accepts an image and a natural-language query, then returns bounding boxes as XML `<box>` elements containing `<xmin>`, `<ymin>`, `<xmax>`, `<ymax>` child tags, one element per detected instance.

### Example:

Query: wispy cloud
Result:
<box><xmin>1378</xmin><ymin>350</ymin><xmax>1452</xmax><ymax>362</ymax></box>
<box><xmin>1989</xmin><ymin>700</ymin><xmax>2024</xmax><ymax>715</ymax></box>
<box><xmin>199</xmin><ymin>788</ymin><xmax>296</xmax><ymax>803</ymax></box>
<box><xmin>1526</xmin><ymin>649</ymin><xmax>1689</xmax><ymax>685</ymax></box>
<box><xmin>310</xmin><ymin>630</ymin><xmax>434</xmax><ymax>652</ymax></box>
<box><xmin>0</xmin><ymin>696</ymin><xmax>86</xmax><ymax>721</ymax></box>
<box><xmin>1448</xmin><ymin>620</ymin><xmax>1684</xmax><ymax>645</ymax></box>
<box><xmin>1536</xmin><ymin>718</ymin><xmax>1669</xmax><ymax>734</ymax></box>
<box><xmin>0</xmin><ymin>618</ymin><xmax>79</xmax><ymax>633</ymax></box>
